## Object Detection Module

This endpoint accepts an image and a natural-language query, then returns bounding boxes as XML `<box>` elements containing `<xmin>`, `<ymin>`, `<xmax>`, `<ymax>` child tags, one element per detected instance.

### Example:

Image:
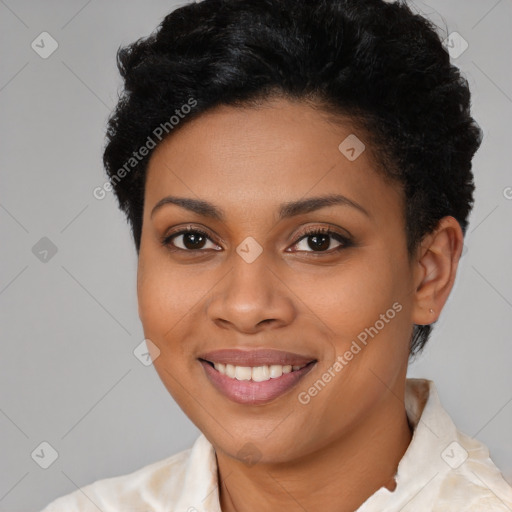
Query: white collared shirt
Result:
<box><xmin>41</xmin><ymin>378</ymin><xmax>512</xmax><ymax>511</ymax></box>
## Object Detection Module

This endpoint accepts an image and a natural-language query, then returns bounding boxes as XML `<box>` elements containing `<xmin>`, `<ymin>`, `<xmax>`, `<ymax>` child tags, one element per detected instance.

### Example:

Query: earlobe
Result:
<box><xmin>411</xmin><ymin>216</ymin><xmax>464</xmax><ymax>326</ymax></box>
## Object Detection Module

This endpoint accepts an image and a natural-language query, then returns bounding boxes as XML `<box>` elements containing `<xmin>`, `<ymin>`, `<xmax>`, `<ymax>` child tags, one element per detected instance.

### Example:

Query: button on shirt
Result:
<box><xmin>41</xmin><ymin>378</ymin><xmax>512</xmax><ymax>511</ymax></box>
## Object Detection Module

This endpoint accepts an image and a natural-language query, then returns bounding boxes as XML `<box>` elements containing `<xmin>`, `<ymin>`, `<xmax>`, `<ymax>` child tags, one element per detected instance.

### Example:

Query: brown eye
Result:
<box><xmin>290</xmin><ymin>228</ymin><xmax>351</xmax><ymax>253</ymax></box>
<box><xmin>162</xmin><ymin>228</ymin><xmax>220</xmax><ymax>251</ymax></box>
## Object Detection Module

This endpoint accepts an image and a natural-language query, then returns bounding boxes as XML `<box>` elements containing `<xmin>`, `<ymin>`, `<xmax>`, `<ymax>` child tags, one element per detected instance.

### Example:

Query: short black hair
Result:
<box><xmin>102</xmin><ymin>0</ymin><xmax>482</xmax><ymax>356</ymax></box>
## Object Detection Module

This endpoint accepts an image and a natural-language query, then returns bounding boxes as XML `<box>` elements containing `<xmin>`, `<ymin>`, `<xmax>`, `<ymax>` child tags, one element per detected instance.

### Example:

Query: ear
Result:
<box><xmin>411</xmin><ymin>216</ymin><xmax>464</xmax><ymax>325</ymax></box>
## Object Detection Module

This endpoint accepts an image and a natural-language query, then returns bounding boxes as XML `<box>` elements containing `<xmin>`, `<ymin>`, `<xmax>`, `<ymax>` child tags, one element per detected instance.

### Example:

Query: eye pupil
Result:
<box><xmin>308</xmin><ymin>234</ymin><xmax>330</xmax><ymax>251</ymax></box>
<box><xmin>183</xmin><ymin>232</ymin><xmax>206</xmax><ymax>250</ymax></box>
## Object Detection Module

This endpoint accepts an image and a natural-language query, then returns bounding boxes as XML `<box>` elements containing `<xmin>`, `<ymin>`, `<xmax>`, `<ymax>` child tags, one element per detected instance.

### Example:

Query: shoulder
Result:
<box><xmin>401</xmin><ymin>379</ymin><xmax>512</xmax><ymax>511</ymax></box>
<box><xmin>433</xmin><ymin>430</ymin><xmax>512</xmax><ymax>512</ymax></box>
<box><xmin>40</xmin><ymin>443</ymin><xmax>193</xmax><ymax>511</ymax></box>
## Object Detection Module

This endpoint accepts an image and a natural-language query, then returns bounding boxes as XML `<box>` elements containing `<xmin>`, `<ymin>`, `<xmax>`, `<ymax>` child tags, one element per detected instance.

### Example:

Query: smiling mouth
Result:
<box><xmin>199</xmin><ymin>359</ymin><xmax>315</xmax><ymax>382</ymax></box>
<box><xmin>198</xmin><ymin>358</ymin><xmax>317</xmax><ymax>405</ymax></box>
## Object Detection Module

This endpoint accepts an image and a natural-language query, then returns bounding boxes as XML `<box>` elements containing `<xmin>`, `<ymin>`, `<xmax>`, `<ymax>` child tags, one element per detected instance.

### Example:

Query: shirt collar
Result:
<box><xmin>355</xmin><ymin>378</ymin><xmax>457</xmax><ymax>510</ymax></box>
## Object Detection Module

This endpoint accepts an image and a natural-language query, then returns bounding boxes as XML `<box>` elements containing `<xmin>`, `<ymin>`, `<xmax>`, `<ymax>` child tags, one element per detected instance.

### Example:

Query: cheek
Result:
<box><xmin>292</xmin><ymin>257</ymin><xmax>411</xmax><ymax>438</ymax></box>
<box><xmin>138</xmin><ymin>247</ymin><xmax>195</xmax><ymax>321</ymax></box>
<box><xmin>137</xmin><ymin>260</ymin><xmax>207</xmax><ymax>413</ymax></box>
<box><xmin>137</xmin><ymin>255</ymin><xmax>198</xmax><ymax>359</ymax></box>
<box><xmin>299</xmin><ymin>256</ymin><xmax>405</xmax><ymax>339</ymax></box>
<box><xmin>300</xmin><ymin>251</ymin><xmax>412</xmax><ymax>390</ymax></box>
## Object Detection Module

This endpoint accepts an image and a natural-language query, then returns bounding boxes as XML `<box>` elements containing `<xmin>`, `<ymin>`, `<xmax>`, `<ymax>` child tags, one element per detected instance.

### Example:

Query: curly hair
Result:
<box><xmin>102</xmin><ymin>0</ymin><xmax>482</xmax><ymax>357</ymax></box>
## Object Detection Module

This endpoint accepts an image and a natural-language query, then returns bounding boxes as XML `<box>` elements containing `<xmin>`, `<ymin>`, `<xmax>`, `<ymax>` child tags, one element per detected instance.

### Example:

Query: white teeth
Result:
<box><xmin>269</xmin><ymin>365</ymin><xmax>283</xmax><ymax>378</ymax></box>
<box><xmin>234</xmin><ymin>366</ymin><xmax>252</xmax><ymax>381</ymax></box>
<box><xmin>225</xmin><ymin>364</ymin><xmax>236</xmax><ymax>378</ymax></box>
<box><xmin>211</xmin><ymin>362</ymin><xmax>307</xmax><ymax>381</ymax></box>
<box><xmin>252</xmin><ymin>365</ymin><xmax>270</xmax><ymax>382</ymax></box>
<box><xmin>215</xmin><ymin>363</ymin><xmax>226</xmax><ymax>374</ymax></box>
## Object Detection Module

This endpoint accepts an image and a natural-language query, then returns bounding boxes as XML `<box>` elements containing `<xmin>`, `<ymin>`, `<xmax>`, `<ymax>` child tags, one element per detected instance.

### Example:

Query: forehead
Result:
<box><xmin>144</xmin><ymin>98</ymin><xmax>403</xmax><ymax>225</ymax></box>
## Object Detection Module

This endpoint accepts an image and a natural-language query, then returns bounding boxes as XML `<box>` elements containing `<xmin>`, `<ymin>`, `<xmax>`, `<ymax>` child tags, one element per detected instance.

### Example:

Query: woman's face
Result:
<box><xmin>137</xmin><ymin>97</ymin><xmax>418</xmax><ymax>463</ymax></box>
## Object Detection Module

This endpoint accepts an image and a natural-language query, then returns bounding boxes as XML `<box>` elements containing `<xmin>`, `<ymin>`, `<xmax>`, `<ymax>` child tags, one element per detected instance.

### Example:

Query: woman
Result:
<box><xmin>42</xmin><ymin>0</ymin><xmax>512</xmax><ymax>510</ymax></box>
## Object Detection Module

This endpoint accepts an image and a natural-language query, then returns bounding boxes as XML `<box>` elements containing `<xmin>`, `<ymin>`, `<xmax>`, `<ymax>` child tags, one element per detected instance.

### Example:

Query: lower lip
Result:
<box><xmin>199</xmin><ymin>360</ymin><xmax>316</xmax><ymax>405</ymax></box>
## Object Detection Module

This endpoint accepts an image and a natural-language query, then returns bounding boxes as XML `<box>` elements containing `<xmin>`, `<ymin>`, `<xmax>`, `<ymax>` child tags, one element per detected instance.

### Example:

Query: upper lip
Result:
<box><xmin>198</xmin><ymin>348</ymin><xmax>316</xmax><ymax>367</ymax></box>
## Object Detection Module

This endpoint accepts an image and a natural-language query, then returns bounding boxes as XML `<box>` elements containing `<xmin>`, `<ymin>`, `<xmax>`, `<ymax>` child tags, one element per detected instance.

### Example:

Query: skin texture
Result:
<box><xmin>137</xmin><ymin>97</ymin><xmax>464</xmax><ymax>512</ymax></box>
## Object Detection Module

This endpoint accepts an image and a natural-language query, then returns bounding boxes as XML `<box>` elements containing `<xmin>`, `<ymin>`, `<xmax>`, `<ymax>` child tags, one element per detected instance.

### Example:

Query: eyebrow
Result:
<box><xmin>150</xmin><ymin>193</ymin><xmax>370</xmax><ymax>221</ymax></box>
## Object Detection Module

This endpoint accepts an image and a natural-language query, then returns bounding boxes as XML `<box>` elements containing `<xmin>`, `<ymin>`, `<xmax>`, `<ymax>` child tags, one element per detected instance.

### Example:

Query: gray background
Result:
<box><xmin>0</xmin><ymin>0</ymin><xmax>510</xmax><ymax>510</ymax></box>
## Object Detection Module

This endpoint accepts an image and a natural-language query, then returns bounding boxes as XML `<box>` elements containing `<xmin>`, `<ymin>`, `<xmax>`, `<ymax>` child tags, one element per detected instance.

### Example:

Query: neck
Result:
<box><xmin>216</xmin><ymin>383</ymin><xmax>413</xmax><ymax>512</ymax></box>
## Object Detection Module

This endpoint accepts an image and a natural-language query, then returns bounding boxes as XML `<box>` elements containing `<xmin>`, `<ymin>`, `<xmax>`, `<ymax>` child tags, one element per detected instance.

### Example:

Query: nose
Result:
<box><xmin>205</xmin><ymin>253</ymin><xmax>296</xmax><ymax>334</ymax></box>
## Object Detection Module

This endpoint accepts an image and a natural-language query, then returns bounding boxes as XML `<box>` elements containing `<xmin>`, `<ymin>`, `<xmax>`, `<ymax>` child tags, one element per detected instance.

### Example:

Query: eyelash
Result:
<box><xmin>160</xmin><ymin>226</ymin><xmax>352</xmax><ymax>255</ymax></box>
